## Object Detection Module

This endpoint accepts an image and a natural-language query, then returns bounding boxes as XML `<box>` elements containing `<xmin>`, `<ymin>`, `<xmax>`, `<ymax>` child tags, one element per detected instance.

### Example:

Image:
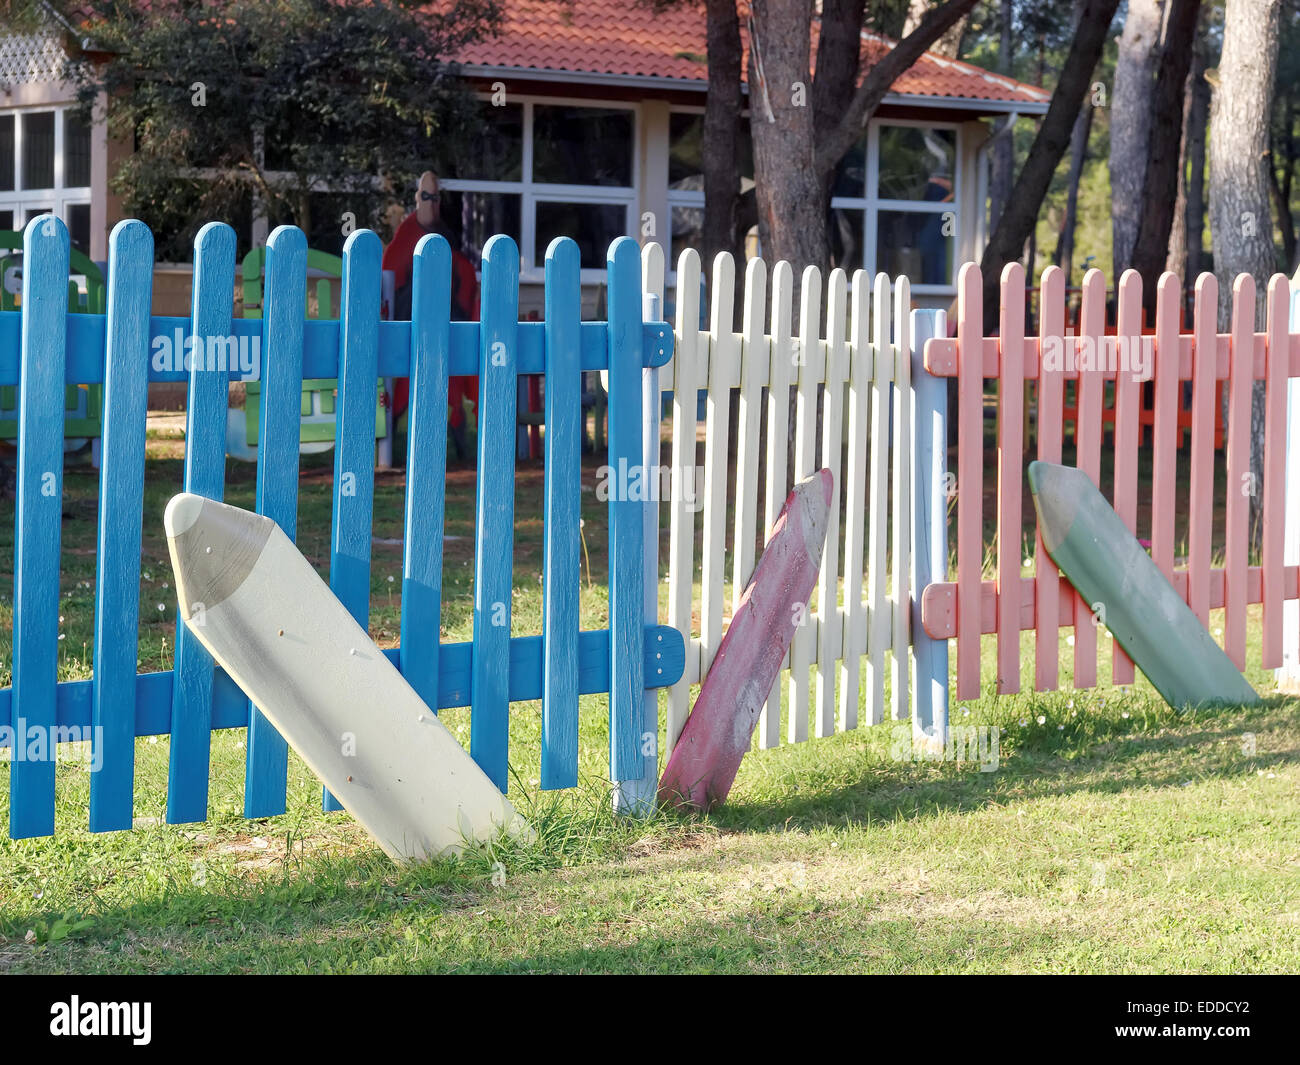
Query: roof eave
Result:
<box><xmin>457</xmin><ymin>63</ymin><xmax>1050</xmax><ymax>113</ymax></box>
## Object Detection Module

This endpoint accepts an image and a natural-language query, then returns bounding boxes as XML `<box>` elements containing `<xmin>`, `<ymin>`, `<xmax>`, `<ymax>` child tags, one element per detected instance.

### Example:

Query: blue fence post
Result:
<box><xmin>10</xmin><ymin>215</ymin><xmax>69</xmax><ymax>839</ymax></box>
<box><xmin>909</xmin><ymin>308</ymin><xmax>949</xmax><ymax>755</ymax></box>
<box><xmin>541</xmin><ymin>237</ymin><xmax>582</xmax><ymax>789</ymax></box>
<box><xmin>325</xmin><ymin>229</ymin><xmax>383</xmax><ymax>813</ymax></box>
<box><xmin>167</xmin><ymin>221</ymin><xmax>236</xmax><ymax>825</ymax></box>
<box><xmin>89</xmin><ymin>219</ymin><xmax>153</xmax><ymax>832</ymax></box>
<box><xmin>613</xmin><ymin>285</ymin><xmax>666</xmax><ymax>816</ymax></box>
<box><xmin>244</xmin><ymin>224</ymin><xmax>307</xmax><ymax>818</ymax></box>
<box><xmin>606</xmin><ymin>237</ymin><xmax>646</xmax><ymax>789</ymax></box>
<box><xmin>471</xmin><ymin>234</ymin><xmax>520</xmax><ymax>793</ymax></box>
<box><xmin>400</xmin><ymin>234</ymin><xmax>451</xmax><ymax>712</ymax></box>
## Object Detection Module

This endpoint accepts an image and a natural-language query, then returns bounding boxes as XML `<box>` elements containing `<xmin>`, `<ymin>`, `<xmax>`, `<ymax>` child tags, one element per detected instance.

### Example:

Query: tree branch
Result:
<box><xmin>814</xmin><ymin>0</ymin><xmax>981</xmax><ymax>175</ymax></box>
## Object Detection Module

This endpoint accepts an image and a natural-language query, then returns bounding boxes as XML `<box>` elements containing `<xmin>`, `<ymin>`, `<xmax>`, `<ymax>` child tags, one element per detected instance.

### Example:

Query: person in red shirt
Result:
<box><xmin>382</xmin><ymin>170</ymin><xmax>479</xmax><ymax>460</ymax></box>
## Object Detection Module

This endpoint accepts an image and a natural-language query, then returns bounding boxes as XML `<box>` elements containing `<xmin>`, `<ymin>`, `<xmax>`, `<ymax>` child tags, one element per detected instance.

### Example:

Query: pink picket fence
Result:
<box><xmin>919</xmin><ymin>262</ymin><xmax>1298</xmax><ymax>701</ymax></box>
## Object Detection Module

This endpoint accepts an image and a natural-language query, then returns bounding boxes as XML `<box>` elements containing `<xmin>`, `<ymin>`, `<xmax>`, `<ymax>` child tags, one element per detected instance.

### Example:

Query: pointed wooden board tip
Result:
<box><xmin>1026</xmin><ymin>461</ymin><xmax>1258</xmax><ymax>711</ymax></box>
<box><xmin>1027</xmin><ymin>460</ymin><xmax>1087</xmax><ymax>555</ymax></box>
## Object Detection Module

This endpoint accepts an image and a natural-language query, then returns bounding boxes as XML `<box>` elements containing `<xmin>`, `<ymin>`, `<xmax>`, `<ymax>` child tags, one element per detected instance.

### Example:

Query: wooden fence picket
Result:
<box><xmin>666</xmin><ymin>248</ymin><xmax>701</xmax><ymax>749</ymax></box>
<box><xmin>166</xmin><ymin>222</ymin><xmax>236</xmax><ymax>825</ymax></box>
<box><xmin>89</xmin><ymin>220</ymin><xmax>153</xmax><ymax>833</ymax></box>
<box><xmin>10</xmin><ymin>216</ymin><xmax>70</xmax><ymax>839</ymax></box>
<box><xmin>996</xmin><ymin>263</ymin><xmax>1025</xmax><ymax>694</ymax></box>
<box><xmin>815</xmin><ymin>268</ymin><xmax>849</xmax><ymax>738</ymax></box>
<box><xmin>245</xmin><ymin>224</ymin><xmax>307</xmax><ymax>818</ymax></box>
<box><xmin>1111</xmin><ymin>270</ymin><xmax>1142</xmax><ymax>685</ymax></box>
<box><xmin>838</xmin><ymin>272</ymin><xmax>871</xmax><ymax>733</ymax></box>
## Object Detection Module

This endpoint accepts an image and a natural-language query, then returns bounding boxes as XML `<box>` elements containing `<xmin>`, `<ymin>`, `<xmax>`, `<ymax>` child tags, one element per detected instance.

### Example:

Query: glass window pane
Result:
<box><xmin>22</xmin><ymin>112</ymin><xmax>55</xmax><ymax>190</ymax></box>
<box><xmin>26</xmin><ymin>207</ymin><xmax>53</xmax><ymax>225</ymax></box>
<box><xmin>442</xmin><ymin>102</ymin><xmax>522</xmax><ymax>182</ymax></box>
<box><xmin>535</xmin><ymin>201</ymin><xmax>627</xmax><ymax>268</ymax></box>
<box><xmin>0</xmin><ymin>115</ymin><xmax>14</xmax><ymax>192</ymax></box>
<box><xmin>64</xmin><ymin>112</ymin><xmax>91</xmax><ymax>188</ymax></box>
<box><xmin>67</xmin><ymin>203</ymin><xmax>91</xmax><ymax>256</ymax></box>
<box><xmin>532</xmin><ymin>106</ymin><xmax>633</xmax><ymax>187</ymax></box>
<box><xmin>440</xmin><ymin>189</ymin><xmax>521</xmax><ymax>265</ymax></box>
<box><xmin>670</xmin><ymin>205</ymin><xmax>703</xmax><ymax>264</ymax></box>
<box><xmin>669</xmin><ymin>112</ymin><xmax>702</xmax><ymax>190</ymax></box>
<box><xmin>833</xmin><ymin>134</ymin><xmax>866</xmax><ymax>198</ymax></box>
<box><xmin>0</xmin><ymin>209</ymin><xmax>13</xmax><ymax>230</ymax></box>
<box><xmin>876</xmin><ymin>209</ymin><xmax>954</xmax><ymax>285</ymax></box>
<box><xmin>669</xmin><ymin>111</ymin><xmax>753</xmax><ymax>190</ymax></box>
<box><xmin>829</xmin><ymin>207</ymin><xmax>864</xmax><ymax>273</ymax></box>
<box><xmin>876</xmin><ymin>126</ymin><xmax>956</xmax><ymax>202</ymax></box>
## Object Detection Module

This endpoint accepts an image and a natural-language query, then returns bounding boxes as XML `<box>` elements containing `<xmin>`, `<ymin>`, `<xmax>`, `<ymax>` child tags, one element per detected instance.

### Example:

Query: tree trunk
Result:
<box><xmin>1210</xmin><ymin>0</ymin><xmax>1282</xmax><ymax>548</ymax></box>
<box><xmin>1109</xmin><ymin>0</ymin><xmax>1165</xmax><ymax>277</ymax></box>
<box><xmin>747</xmin><ymin>0</ymin><xmax>827</xmax><ymax>274</ymax></box>
<box><xmin>988</xmin><ymin>0</ymin><xmax>1015</xmax><ymax>231</ymax></box>
<box><xmin>1184</xmin><ymin>41</ymin><xmax>1210</xmax><ymax>279</ymax></box>
<box><xmin>1131</xmin><ymin>0</ymin><xmax>1202</xmax><ymax>318</ymax></box>
<box><xmin>702</xmin><ymin>0</ymin><xmax>745</xmax><ymax>272</ymax></box>
<box><xmin>1054</xmin><ymin>99</ymin><xmax>1094</xmax><ymax>286</ymax></box>
<box><xmin>980</xmin><ymin>0</ymin><xmax>1122</xmax><ymax>324</ymax></box>
<box><xmin>749</xmin><ymin>0</ymin><xmax>978</xmax><ymax>273</ymax></box>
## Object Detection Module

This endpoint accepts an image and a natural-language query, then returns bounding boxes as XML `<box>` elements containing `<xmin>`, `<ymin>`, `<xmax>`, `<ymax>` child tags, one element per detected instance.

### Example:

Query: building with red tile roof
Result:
<box><xmin>2</xmin><ymin>1</ymin><xmax>1049</xmax><ymax>307</ymax></box>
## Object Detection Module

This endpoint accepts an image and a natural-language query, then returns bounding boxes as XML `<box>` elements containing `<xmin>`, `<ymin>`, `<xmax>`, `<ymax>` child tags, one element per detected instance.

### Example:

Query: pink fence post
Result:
<box><xmin>1188</xmin><ymin>274</ymin><xmax>1217</xmax><ymax>627</ymax></box>
<box><xmin>1151</xmin><ymin>274</ymin><xmax>1181</xmax><ymax>585</ymax></box>
<box><xmin>1111</xmin><ymin>270</ymin><xmax>1142</xmax><ymax>684</ymax></box>
<box><xmin>956</xmin><ymin>262</ymin><xmax>983</xmax><ymax>701</ymax></box>
<box><xmin>997</xmin><ymin>263</ymin><xmax>1025</xmax><ymax>693</ymax></box>
<box><xmin>1224</xmin><ymin>275</ymin><xmax>1255</xmax><ymax>669</ymax></box>
<box><xmin>1035</xmin><ymin>267</ymin><xmax>1065</xmax><ymax>691</ymax></box>
<box><xmin>1263</xmin><ymin>275</ymin><xmax>1290</xmax><ymax>668</ymax></box>
<box><xmin>1073</xmin><ymin>269</ymin><xmax>1105</xmax><ymax>688</ymax></box>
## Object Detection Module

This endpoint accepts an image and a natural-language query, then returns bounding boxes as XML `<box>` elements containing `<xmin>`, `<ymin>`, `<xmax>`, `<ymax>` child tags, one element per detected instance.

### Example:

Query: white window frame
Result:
<box><xmin>835</xmin><ymin>117</ymin><xmax>961</xmax><ymax>295</ymax></box>
<box><xmin>438</xmin><ymin>94</ymin><xmax>641</xmax><ymax>283</ymax></box>
<box><xmin>0</xmin><ymin>105</ymin><xmax>94</xmax><ymax>246</ymax></box>
<box><xmin>663</xmin><ymin>111</ymin><xmax>961</xmax><ymax>296</ymax></box>
<box><xmin>665</xmin><ymin>105</ymin><xmax>707</xmax><ymax>285</ymax></box>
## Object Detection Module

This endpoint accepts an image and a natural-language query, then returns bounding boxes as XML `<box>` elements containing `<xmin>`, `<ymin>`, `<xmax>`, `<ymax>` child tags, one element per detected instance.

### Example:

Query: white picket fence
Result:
<box><xmin>642</xmin><ymin>245</ymin><xmax>940</xmax><ymax>752</ymax></box>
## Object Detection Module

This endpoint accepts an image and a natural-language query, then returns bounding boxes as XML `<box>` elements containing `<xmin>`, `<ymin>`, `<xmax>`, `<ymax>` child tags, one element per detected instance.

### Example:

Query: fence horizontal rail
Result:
<box><xmin>0</xmin><ymin>316</ymin><xmax>672</xmax><ymax>384</ymax></box>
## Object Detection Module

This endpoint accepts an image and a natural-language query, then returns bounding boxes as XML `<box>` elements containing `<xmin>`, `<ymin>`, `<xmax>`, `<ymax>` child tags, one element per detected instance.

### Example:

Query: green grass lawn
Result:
<box><xmin>0</xmin><ymin>435</ymin><xmax>1296</xmax><ymax>973</ymax></box>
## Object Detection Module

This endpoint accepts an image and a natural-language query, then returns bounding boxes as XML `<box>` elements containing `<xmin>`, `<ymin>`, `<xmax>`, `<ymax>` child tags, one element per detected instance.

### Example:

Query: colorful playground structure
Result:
<box><xmin>1</xmin><ymin>214</ymin><xmax>1297</xmax><ymax>848</ymax></box>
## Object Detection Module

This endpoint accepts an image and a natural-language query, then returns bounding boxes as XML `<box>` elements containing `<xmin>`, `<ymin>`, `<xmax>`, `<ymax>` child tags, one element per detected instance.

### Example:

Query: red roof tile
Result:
<box><xmin>455</xmin><ymin>1</ymin><xmax>1051</xmax><ymax>107</ymax></box>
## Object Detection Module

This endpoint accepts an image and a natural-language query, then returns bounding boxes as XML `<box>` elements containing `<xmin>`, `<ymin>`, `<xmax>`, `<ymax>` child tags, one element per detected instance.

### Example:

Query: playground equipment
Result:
<box><xmin>1029</xmin><ymin>461</ymin><xmax>1258</xmax><ymax>710</ymax></box>
<box><xmin>233</xmin><ymin>243</ymin><xmax>384</xmax><ymax>459</ymax></box>
<box><xmin>165</xmin><ymin>493</ymin><xmax>526</xmax><ymax>861</ymax></box>
<box><xmin>0</xmin><ymin>217</ymin><xmax>682</xmax><ymax>842</ymax></box>
<box><xmin>659</xmin><ymin>469</ymin><xmax>832</xmax><ymax>811</ymax></box>
<box><xmin>0</xmin><ymin>228</ymin><xmax>105</xmax><ymax>458</ymax></box>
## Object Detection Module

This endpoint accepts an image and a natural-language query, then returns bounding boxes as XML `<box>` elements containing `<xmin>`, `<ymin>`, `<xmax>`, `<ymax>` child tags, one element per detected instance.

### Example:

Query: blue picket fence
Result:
<box><xmin>0</xmin><ymin>215</ymin><xmax>684</xmax><ymax>840</ymax></box>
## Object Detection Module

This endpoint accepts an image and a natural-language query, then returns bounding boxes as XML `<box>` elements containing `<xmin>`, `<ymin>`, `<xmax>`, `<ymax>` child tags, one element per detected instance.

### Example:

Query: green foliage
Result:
<box><xmin>61</xmin><ymin>0</ymin><xmax>502</xmax><ymax>260</ymax></box>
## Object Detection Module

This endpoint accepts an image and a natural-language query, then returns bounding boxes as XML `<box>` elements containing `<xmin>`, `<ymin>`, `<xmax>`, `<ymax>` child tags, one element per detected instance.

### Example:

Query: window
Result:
<box><xmin>832</xmin><ymin>122</ymin><xmax>958</xmax><ymax>290</ymax></box>
<box><xmin>0</xmin><ymin>116</ymin><xmax>14</xmax><ymax>193</ymax></box>
<box><xmin>666</xmin><ymin>109</ymin><xmax>754</xmax><ymax>269</ymax></box>
<box><xmin>0</xmin><ymin>106</ymin><xmax>94</xmax><ymax>254</ymax></box>
<box><xmin>64</xmin><ymin>112</ymin><xmax>91</xmax><ymax>189</ymax></box>
<box><xmin>436</xmin><ymin>97</ymin><xmax>638</xmax><ymax>277</ymax></box>
<box><xmin>21</xmin><ymin>111</ymin><xmax>54</xmax><ymax>190</ymax></box>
